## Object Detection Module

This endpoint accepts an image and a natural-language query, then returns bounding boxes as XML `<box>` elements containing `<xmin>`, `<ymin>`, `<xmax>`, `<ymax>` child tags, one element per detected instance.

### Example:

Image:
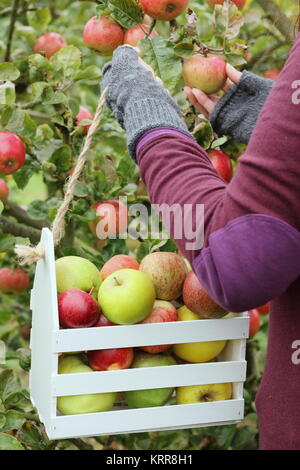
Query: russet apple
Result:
<box><xmin>0</xmin><ymin>179</ymin><xmax>9</xmax><ymax>201</ymax></box>
<box><xmin>140</xmin><ymin>252</ymin><xmax>187</xmax><ymax>301</ymax></box>
<box><xmin>89</xmin><ymin>199</ymin><xmax>128</xmax><ymax>240</ymax></box>
<box><xmin>98</xmin><ymin>269</ymin><xmax>156</xmax><ymax>325</ymax></box>
<box><xmin>176</xmin><ymin>382</ymin><xmax>232</xmax><ymax>404</ymax></box>
<box><xmin>183</xmin><ymin>270</ymin><xmax>226</xmax><ymax>319</ymax></box>
<box><xmin>173</xmin><ymin>306</ymin><xmax>227</xmax><ymax>362</ymax></box>
<box><xmin>0</xmin><ymin>268</ymin><xmax>29</xmax><ymax>293</ymax></box>
<box><xmin>125</xmin><ymin>352</ymin><xmax>177</xmax><ymax>408</ymax></box>
<box><xmin>248</xmin><ymin>309</ymin><xmax>261</xmax><ymax>338</ymax></box>
<box><xmin>206</xmin><ymin>0</ymin><xmax>246</xmax><ymax>10</ymax></box>
<box><xmin>0</xmin><ymin>131</ymin><xmax>26</xmax><ymax>175</ymax></box>
<box><xmin>83</xmin><ymin>16</ymin><xmax>124</xmax><ymax>56</ymax></box>
<box><xmin>57</xmin><ymin>355</ymin><xmax>116</xmax><ymax>415</ymax></box>
<box><xmin>139</xmin><ymin>300</ymin><xmax>178</xmax><ymax>354</ymax></box>
<box><xmin>55</xmin><ymin>256</ymin><xmax>101</xmax><ymax>297</ymax></box>
<box><xmin>88</xmin><ymin>347</ymin><xmax>134</xmax><ymax>371</ymax></box>
<box><xmin>100</xmin><ymin>255</ymin><xmax>139</xmax><ymax>281</ymax></box>
<box><xmin>207</xmin><ymin>149</ymin><xmax>233</xmax><ymax>183</ymax></box>
<box><xmin>183</xmin><ymin>55</ymin><xmax>227</xmax><ymax>95</ymax></box>
<box><xmin>58</xmin><ymin>289</ymin><xmax>100</xmax><ymax>329</ymax></box>
<box><xmin>34</xmin><ymin>32</ymin><xmax>67</xmax><ymax>59</ymax></box>
<box><xmin>124</xmin><ymin>25</ymin><xmax>159</xmax><ymax>46</ymax></box>
<box><xmin>75</xmin><ymin>106</ymin><xmax>94</xmax><ymax>134</ymax></box>
<box><xmin>140</xmin><ymin>0</ymin><xmax>189</xmax><ymax>21</ymax></box>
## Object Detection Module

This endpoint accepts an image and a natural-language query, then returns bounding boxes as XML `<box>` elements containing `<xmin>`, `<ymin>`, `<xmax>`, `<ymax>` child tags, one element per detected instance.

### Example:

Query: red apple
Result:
<box><xmin>0</xmin><ymin>132</ymin><xmax>26</xmax><ymax>175</ymax></box>
<box><xmin>96</xmin><ymin>312</ymin><xmax>116</xmax><ymax>327</ymax></box>
<box><xmin>100</xmin><ymin>255</ymin><xmax>139</xmax><ymax>280</ymax></box>
<box><xmin>264</xmin><ymin>69</ymin><xmax>281</xmax><ymax>81</ymax></box>
<box><xmin>248</xmin><ymin>309</ymin><xmax>261</xmax><ymax>338</ymax></box>
<box><xmin>257</xmin><ymin>303</ymin><xmax>270</xmax><ymax>315</ymax></box>
<box><xmin>140</xmin><ymin>0</ymin><xmax>189</xmax><ymax>21</ymax></box>
<box><xmin>207</xmin><ymin>149</ymin><xmax>233</xmax><ymax>183</ymax></box>
<box><xmin>124</xmin><ymin>25</ymin><xmax>159</xmax><ymax>46</ymax></box>
<box><xmin>83</xmin><ymin>16</ymin><xmax>124</xmax><ymax>56</ymax></box>
<box><xmin>183</xmin><ymin>270</ymin><xmax>226</xmax><ymax>319</ymax></box>
<box><xmin>206</xmin><ymin>0</ymin><xmax>246</xmax><ymax>10</ymax></box>
<box><xmin>89</xmin><ymin>199</ymin><xmax>129</xmax><ymax>240</ymax></box>
<box><xmin>0</xmin><ymin>179</ymin><xmax>9</xmax><ymax>201</ymax></box>
<box><xmin>139</xmin><ymin>300</ymin><xmax>178</xmax><ymax>354</ymax></box>
<box><xmin>0</xmin><ymin>268</ymin><xmax>29</xmax><ymax>293</ymax></box>
<box><xmin>58</xmin><ymin>288</ymin><xmax>100</xmax><ymax>329</ymax></box>
<box><xmin>88</xmin><ymin>347</ymin><xmax>134</xmax><ymax>371</ymax></box>
<box><xmin>34</xmin><ymin>32</ymin><xmax>67</xmax><ymax>59</ymax></box>
<box><xmin>183</xmin><ymin>55</ymin><xmax>227</xmax><ymax>95</ymax></box>
<box><xmin>75</xmin><ymin>106</ymin><xmax>94</xmax><ymax>134</ymax></box>
<box><xmin>140</xmin><ymin>252</ymin><xmax>187</xmax><ymax>301</ymax></box>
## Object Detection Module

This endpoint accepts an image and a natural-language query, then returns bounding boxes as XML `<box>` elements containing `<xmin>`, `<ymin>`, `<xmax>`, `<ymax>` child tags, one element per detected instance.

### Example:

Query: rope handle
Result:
<box><xmin>15</xmin><ymin>88</ymin><xmax>108</xmax><ymax>266</ymax></box>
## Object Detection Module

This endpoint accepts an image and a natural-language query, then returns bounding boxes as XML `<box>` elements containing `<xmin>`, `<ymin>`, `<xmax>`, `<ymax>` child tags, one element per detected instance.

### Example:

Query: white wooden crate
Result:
<box><xmin>29</xmin><ymin>228</ymin><xmax>249</xmax><ymax>440</ymax></box>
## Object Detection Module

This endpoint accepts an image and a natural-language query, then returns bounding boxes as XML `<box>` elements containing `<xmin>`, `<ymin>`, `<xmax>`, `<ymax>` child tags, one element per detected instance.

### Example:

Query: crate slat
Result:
<box><xmin>52</xmin><ymin>360</ymin><xmax>247</xmax><ymax>396</ymax></box>
<box><xmin>47</xmin><ymin>399</ymin><xmax>244</xmax><ymax>440</ymax></box>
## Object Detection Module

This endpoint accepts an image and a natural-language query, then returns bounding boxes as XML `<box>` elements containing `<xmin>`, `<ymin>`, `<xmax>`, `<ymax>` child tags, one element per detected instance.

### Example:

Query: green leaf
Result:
<box><xmin>27</xmin><ymin>7</ymin><xmax>52</xmax><ymax>31</ymax></box>
<box><xmin>108</xmin><ymin>0</ymin><xmax>144</xmax><ymax>29</ymax></box>
<box><xmin>4</xmin><ymin>391</ymin><xmax>32</xmax><ymax>411</ymax></box>
<box><xmin>74</xmin><ymin>65</ymin><xmax>102</xmax><ymax>81</ymax></box>
<box><xmin>0</xmin><ymin>63</ymin><xmax>20</xmax><ymax>82</ymax></box>
<box><xmin>1</xmin><ymin>410</ymin><xmax>25</xmax><ymax>432</ymax></box>
<box><xmin>211</xmin><ymin>136</ymin><xmax>228</xmax><ymax>149</ymax></box>
<box><xmin>27</xmin><ymin>200</ymin><xmax>48</xmax><ymax>220</ymax></box>
<box><xmin>49</xmin><ymin>145</ymin><xmax>73</xmax><ymax>172</ymax></box>
<box><xmin>0</xmin><ymin>82</ymin><xmax>16</xmax><ymax>106</ymax></box>
<box><xmin>74</xmin><ymin>181</ymin><xmax>89</xmax><ymax>198</ymax></box>
<box><xmin>173</xmin><ymin>42</ymin><xmax>194</xmax><ymax>58</ymax></box>
<box><xmin>19</xmin><ymin>423</ymin><xmax>47</xmax><ymax>450</ymax></box>
<box><xmin>51</xmin><ymin>45</ymin><xmax>82</xmax><ymax>79</ymax></box>
<box><xmin>42</xmin><ymin>87</ymin><xmax>66</xmax><ymax>105</ymax></box>
<box><xmin>0</xmin><ymin>201</ymin><xmax>3</xmax><ymax>215</ymax></box>
<box><xmin>0</xmin><ymin>414</ymin><xmax>6</xmax><ymax>429</ymax></box>
<box><xmin>140</xmin><ymin>36</ymin><xmax>183</xmax><ymax>94</ymax></box>
<box><xmin>28</xmin><ymin>54</ymin><xmax>50</xmax><ymax>73</ymax></box>
<box><xmin>30</xmin><ymin>81</ymin><xmax>49</xmax><ymax>100</ymax></box>
<box><xmin>13</xmin><ymin>167</ymin><xmax>34</xmax><ymax>190</ymax></box>
<box><xmin>0</xmin><ymin>432</ymin><xmax>24</xmax><ymax>450</ymax></box>
<box><xmin>0</xmin><ymin>369</ymin><xmax>21</xmax><ymax>402</ymax></box>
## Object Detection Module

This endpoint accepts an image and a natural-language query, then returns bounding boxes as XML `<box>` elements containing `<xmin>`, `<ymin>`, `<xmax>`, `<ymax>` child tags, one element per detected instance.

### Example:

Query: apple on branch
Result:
<box><xmin>0</xmin><ymin>268</ymin><xmax>29</xmax><ymax>293</ymax></box>
<box><xmin>183</xmin><ymin>55</ymin><xmax>227</xmax><ymax>95</ymax></box>
<box><xmin>0</xmin><ymin>179</ymin><xmax>9</xmax><ymax>201</ymax></box>
<box><xmin>206</xmin><ymin>0</ymin><xmax>246</xmax><ymax>10</ymax></box>
<box><xmin>140</xmin><ymin>252</ymin><xmax>187</xmax><ymax>301</ymax></box>
<box><xmin>140</xmin><ymin>0</ymin><xmax>189</xmax><ymax>21</ymax></box>
<box><xmin>124</xmin><ymin>25</ymin><xmax>159</xmax><ymax>47</ymax></box>
<box><xmin>248</xmin><ymin>309</ymin><xmax>261</xmax><ymax>338</ymax></box>
<box><xmin>75</xmin><ymin>106</ymin><xmax>94</xmax><ymax>135</ymax></box>
<box><xmin>0</xmin><ymin>131</ymin><xmax>26</xmax><ymax>175</ymax></box>
<box><xmin>89</xmin><ymin>199</ymin><xmax>129</xmax><ymax>240</ymax></box>
<box><xmin>207</xmin><ymin>149</ymin><xmax>233</xmax><ymax>184</ymax></box>
<box><xmin>34</xmin><ymin>32</ymin><xmax>67</xmax><ymax>59</ymax></box>
<box><xmin>83</xmin><ymin>16</ymin><xmax>124</xmax><ymax>56</ymax></box>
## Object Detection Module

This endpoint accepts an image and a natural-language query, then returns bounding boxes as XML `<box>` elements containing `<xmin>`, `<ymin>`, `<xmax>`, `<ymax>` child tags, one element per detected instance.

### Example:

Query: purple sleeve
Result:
<box><xmin>136</xmin><ymin>35</ymin><xmax>300</xmax><ymax>312</ymax></box>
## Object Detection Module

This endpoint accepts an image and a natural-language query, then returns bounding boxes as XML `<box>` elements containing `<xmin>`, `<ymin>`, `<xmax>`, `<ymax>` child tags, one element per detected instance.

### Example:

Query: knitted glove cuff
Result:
<box><xmin>210</xmin><ymin>70</ymin><xmax>274</xmax><ymax>144</ymax></box>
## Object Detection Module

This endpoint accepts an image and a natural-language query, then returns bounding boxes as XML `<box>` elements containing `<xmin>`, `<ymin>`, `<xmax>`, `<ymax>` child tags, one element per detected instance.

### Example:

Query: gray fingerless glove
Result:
<box><xmin>101</xmin><ymin>45</ymin><xmax>190</xmax><ymax>159</ymax></box>
<box><xmin>209</xmin><ymin>70</ymin><xmax>274</xmax><ymax>144</ymax></box>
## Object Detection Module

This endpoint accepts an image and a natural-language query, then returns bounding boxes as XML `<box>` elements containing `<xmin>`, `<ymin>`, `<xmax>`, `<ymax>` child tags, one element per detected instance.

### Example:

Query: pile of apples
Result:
<box><xmin>56</xmin><ymin>251</ymin><xmax>233</xmax><ymax>416</ymax></box>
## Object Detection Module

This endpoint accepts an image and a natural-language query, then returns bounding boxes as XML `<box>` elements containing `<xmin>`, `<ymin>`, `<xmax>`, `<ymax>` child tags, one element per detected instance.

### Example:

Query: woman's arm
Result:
<box><xmin>137</xmin><ymin>36</ymin><xmax>300</xmax><ymax>312</ymax></box>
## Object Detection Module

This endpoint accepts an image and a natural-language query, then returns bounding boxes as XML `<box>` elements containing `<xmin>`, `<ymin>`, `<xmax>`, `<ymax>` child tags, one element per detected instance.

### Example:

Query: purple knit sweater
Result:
<box><xmin>136</xmin><ymin>37</ymin><xmax>300</xmax><ymax>450</ymax></box>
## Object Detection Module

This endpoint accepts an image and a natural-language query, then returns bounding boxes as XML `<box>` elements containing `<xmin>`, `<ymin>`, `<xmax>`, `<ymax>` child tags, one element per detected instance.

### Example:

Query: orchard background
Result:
<box><xmin>0</xmin><ymin>0</ymin><xmax>296</xmax><ymax>451</ymax></box>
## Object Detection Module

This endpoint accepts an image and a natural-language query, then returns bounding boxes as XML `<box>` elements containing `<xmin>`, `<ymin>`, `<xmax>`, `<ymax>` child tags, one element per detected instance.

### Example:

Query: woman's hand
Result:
<box><xmin>184</xmin><ymin>64</ymin><xmax>242</xmax><ymax>118</ymax></box>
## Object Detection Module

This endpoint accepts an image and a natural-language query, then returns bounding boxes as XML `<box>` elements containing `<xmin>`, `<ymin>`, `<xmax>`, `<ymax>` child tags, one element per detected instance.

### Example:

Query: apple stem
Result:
<box><xmin>89</xmin><ymin>286</ymin><xmax>95</xmax><ymax>296</ymax></box>
<box><xmin>113</xmin><ymin>276</ymin><xmax>121</xmax><ymax>286</ymax></box>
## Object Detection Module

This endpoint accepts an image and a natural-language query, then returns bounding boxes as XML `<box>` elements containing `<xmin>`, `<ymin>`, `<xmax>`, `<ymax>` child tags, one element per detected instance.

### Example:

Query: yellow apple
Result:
<box><xmin>176</xmin><ymin>382</ymin><xmax>232</xmax><ymax>404</ymax></box>
<box><xmin>173</xmin><ymin>306</ymin><xmax>226</xmax><ymax>363</ymax></box>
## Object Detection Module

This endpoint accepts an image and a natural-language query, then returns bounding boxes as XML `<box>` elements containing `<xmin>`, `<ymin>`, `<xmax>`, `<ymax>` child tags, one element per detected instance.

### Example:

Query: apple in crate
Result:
<box><xmin>96</xmin><ymin>312</ymin><xmax>116</xmax><ymax>327</ymax></box>
<box><xmin>176</xmin><ymin>383</ymin><xmax>232</xmax><ymax>404</ymax></box>
<box><xmin>183</xmin><ymin>270</ymin><xmax>226</xmax><ymax>319</ymax></box>
<box><xmin>100</xmin><ymin>254</ymin><xmax>139</xmax><ymax>280</ymax></box>
<box><xmin>88</xmin><ymin>348</ymin><xmax>134</xmax><ymax>371</ymax></box>
<box><xmin>57</xmin><ymin>355</ymin><xmax>116</xmax><ymax>415</ymax></box>
<box><xmin>125</xmin><ymin>353</ymin><xmax>176</xmax><ymax>408</ymax></box>
<box><xmin>55</xmin><ymin>256</ymin><xmax>101</xmax><ymax>298</ymax></box>
<box><xmin>139</xmin><ymin>300</ymin><xmax>178</xmax><ymax>354</ymax></box>
<box><xmin>98</xmin><ymin>269</ymin><xmax>155</xmax><ymax>325</ymax></box>
<box><xmin>140</xmin><ymin>252</ymin><xmax>187</xmax><ymax>301</ymax></box>
<box><xmin>58</xmin><ymin>288</ymin><xmax>100</xmax><ymax>328</ymax></box>
<box><xmin>173</xmin><ymin>306</ymin><xmax>226</xmax><ymax>363</ymax></box>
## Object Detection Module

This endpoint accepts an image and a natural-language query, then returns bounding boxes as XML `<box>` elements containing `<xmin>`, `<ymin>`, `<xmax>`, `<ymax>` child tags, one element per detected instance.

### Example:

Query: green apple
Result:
<box><xmin>98</xmin><ymin>269</ymin><xmax>155</xmax><ymax>325</ymax></box>
<box><xmin>173</xmin><ymin>306</ymin><xmax>227</xmax><ymax>363</ymax></box>
<box><xmin>125</xmin><ymin>352</ymin><xmax>176</xmax><ymax>408</ymax></box>
<box><xmin>55</xmin><ymin>256</ymin><xmax>101</xmax><ymax>297</ymax></box>
<box><xmin>176</xmin><ymin>383</ymin><xmax>232</xmax><ymax>404</ymax></box>
<box><xmin>57</xmin><ymin>355</ymin><xmax>116</xmax><ymax>415</ymax></box>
